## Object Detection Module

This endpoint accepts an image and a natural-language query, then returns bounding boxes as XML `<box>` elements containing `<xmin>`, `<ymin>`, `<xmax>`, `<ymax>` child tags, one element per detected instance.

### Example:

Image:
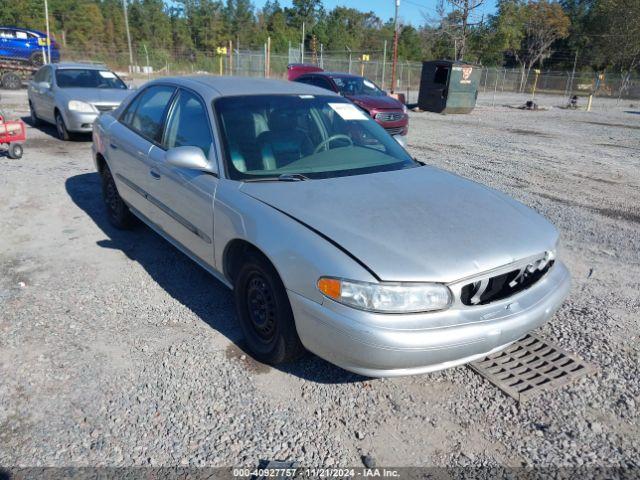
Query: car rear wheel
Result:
<box><xmin>55</xmin><ymin>112</ymin><xmax>70</xmax><ymax>141</ymax></box>
<box><xmin>29</xmin><ymin>102</ymin><xmax>41</xmax><ymax>126</ymax></box>
<box><xmin>101</xmin><ymin>165</ymin><xmax>136</xmax><ymax>229</ymax></box>
<box><xmin>234</xmin><ymin>253</ymin><xmax>305</xmax><ymax>365</ymax></box>
<box><xmin>30</xmin><ymin>51</ymin><xmax>44</xmax><ymax>66</ymax></box>
<box><xmin>1</xmin><ymin>72</ymin><xmax>21</xmax><ymax>90</ymax></box>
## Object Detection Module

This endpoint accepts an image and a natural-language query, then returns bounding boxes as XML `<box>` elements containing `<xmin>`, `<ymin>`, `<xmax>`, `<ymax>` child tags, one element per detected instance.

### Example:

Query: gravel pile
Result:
<box><xmin>0</xmin><ymin>90</ymin><xmax>638</xmax><ymax>468</ymax></box>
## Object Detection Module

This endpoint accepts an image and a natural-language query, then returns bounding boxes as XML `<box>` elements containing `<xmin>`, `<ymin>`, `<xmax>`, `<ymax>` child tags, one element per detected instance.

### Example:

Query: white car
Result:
<box><xmin>28</xmin><ymin>62</ymin><xmax>132</xmax><ymax>140</ymax></box>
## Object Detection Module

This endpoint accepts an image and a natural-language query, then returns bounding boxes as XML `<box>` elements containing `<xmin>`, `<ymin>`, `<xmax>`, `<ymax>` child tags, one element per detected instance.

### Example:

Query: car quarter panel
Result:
<box><xmin>213</xmin><ymin>180</ymin><xmax>378</xmax><ymax>303</ymax></box>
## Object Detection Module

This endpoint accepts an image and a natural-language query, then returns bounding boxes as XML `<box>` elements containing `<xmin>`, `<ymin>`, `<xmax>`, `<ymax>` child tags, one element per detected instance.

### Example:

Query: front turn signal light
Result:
<box><xmin>317</xmin><ymin>277</ymin><xmax>341</xmax><ymax>300</ymax></box>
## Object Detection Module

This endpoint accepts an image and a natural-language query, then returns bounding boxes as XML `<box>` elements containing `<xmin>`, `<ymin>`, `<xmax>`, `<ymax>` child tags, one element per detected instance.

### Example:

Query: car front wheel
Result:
<box><xmin>101</xmin><ymin>165</ymin><xmax>136</xmax><ymax>229</ymax></box>
<box><xmin>234</xmin><ymin>253</ymin><xmax>305</xmax><ymax>365</ymax></box>
<box><xmin>29</xmin><ymin>102</ymin><xmax>41</xmax><ymax>126</ymax></box>
<box><xmin>55</xmin><ymin>112</ymin><xmax>70</xmax><ymax>141</ymax></box>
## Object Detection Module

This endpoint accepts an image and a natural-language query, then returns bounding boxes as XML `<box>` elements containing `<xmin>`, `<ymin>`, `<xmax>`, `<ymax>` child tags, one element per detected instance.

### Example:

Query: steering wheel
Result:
<box><xmin>313</xmin><ymin>134</ymin><xmax>353</xmax><ymax>154</ymax></box>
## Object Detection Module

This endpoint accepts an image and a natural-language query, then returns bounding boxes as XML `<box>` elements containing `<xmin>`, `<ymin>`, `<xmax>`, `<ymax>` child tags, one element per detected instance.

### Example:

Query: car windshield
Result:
<box><xmin>332</xmin><ymin>76</ymin><xmax>385</xmax><ymax>96</ymax></box>
<box><xmin>215</xmin><ymin>95</ymin><xmax>417</xmax><ymax>181</ymax></box>
<box><xmin>55</xmin><ymin>69</ymin><xmax>127</xmax><ymax>89</ymax></box>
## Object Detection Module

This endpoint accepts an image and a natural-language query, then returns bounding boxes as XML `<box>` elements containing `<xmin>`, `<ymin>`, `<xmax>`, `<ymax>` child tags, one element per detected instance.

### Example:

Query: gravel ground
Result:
<box><xmin>0</xmin><ymin>88</ymin><xmax>639</xmax><ymax>468</ymax></box>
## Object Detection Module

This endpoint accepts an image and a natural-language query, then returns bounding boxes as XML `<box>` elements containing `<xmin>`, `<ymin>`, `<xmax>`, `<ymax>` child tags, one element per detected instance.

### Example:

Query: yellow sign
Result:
<box><xmin>216</xmin><ymin>47</ymin><xmax>227</xmax><ymax>55</ymax></box>
<box><xmin>37</xmin><ymin>37</ymin><xmax>51</xmax><ymax>47</ymax></box>
<box><xmin>361</xmin><ymin>54</ymin><xmax>370</xmax><ymax>62</ymax></box>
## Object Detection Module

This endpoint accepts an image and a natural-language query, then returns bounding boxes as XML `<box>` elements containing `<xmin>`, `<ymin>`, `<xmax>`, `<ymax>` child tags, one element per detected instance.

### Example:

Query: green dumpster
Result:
<box><xmin>417</xmin><ymin>60</ymin><xmax>481</xmax><ymax>114</ymax></box>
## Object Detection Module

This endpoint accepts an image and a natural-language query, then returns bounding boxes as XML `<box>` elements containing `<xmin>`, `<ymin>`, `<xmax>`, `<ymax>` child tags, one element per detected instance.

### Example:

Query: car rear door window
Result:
<box><xmin>121</xmin><ymin>85</ymin><xmax>175</xmax><ymax>142</ymax></box>
<box><xmin>163</xmin><ymin>89</ymin><xmax>212</xmax><ymax>156</ymax></box>
<box><xmin>310</xmin><ymin>76</ymin><xmax>334</xmax><ymax>91</ymax></box>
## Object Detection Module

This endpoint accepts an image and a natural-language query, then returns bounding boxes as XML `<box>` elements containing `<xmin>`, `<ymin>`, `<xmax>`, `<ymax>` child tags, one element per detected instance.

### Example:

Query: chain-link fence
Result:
<box><xmin>3</xmin><ymin>41</ymin><xmax>639</xmax><ymax>101</ymax></box>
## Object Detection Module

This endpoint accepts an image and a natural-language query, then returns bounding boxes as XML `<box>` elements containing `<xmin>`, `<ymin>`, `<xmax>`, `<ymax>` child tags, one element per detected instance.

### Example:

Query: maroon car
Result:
<box><xmin>287</xmin><ymin>63</ymin><xmax>324</xmax><ymax>81</ymax></box>
<box><xmin>292</xmin><ymin>70</ymin><xmax>408</xmax><ymax>136</ymax></box>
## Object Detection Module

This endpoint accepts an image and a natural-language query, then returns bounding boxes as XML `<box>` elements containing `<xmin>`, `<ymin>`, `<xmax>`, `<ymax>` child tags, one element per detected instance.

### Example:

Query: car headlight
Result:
<box><xmin>402</xmin><ymin>103</ymin><xmax>408</xmax><ymax>114</ymax></box>
<box><xmin>68</xmin><ymin>100</ymin><xmax>95</xmax><ymax>113</ymax></box>
<box><xmin>317</xmin><ymin>277</ymin><xmax>452</xmax><ymax>313</ymax></box>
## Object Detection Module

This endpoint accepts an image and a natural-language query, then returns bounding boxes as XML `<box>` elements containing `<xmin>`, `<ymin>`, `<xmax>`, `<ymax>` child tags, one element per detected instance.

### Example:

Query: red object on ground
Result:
<box><xmin>287</xmin><ymin>63</ymin><xmax>324</xmax><ymax>81</ymax></box>
<box><xmin>0</xmin><ymin>113</ymin><xmax>26</xmax><ymax>159</ymax></box>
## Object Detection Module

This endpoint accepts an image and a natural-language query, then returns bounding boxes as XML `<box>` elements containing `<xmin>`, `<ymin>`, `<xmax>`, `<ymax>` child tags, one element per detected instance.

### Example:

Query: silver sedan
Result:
<box><xmin>91</xmin><ymin>76</ymin><xmax>571</xmax><ymax>377</ymax></box>
<box><xmin>28</xmin><ymin>62</ymin><xmax>132</xmax><ymax>140</ymax></box>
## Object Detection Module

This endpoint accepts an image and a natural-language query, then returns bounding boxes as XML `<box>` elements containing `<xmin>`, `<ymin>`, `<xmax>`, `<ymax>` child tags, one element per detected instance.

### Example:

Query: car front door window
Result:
<box><xmin>163</xmin><ymin>89</ymin><xmax>212</xmax><ymax>156</ymax></box>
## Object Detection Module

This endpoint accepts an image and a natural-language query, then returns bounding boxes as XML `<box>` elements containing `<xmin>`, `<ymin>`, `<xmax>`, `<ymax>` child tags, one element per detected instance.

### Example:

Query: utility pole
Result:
<box><xmin>43</xmin><ymin>0</ymin><xmax>51</xmax><ymax>63</ymax></box>
<box><xmin>381</xmin><ymin>40</ymin><xmax>387</xmax><ymax>90</ymax></box>
<box><xmin>122</xmin><ymin>0</ymin><xmax>134</xmax><ymax>68</ymax></box>
<box><xmin>346</xmin><ymin>46</ymin><xmax>352</xmax><ymax>74</ymax></box>
<box><xmin>568</xmin><ymin>50</ymin><xmax>578</xmax><ymax>101</ymax></box>
<box><xmin>301</xmin><ymin>22</ymin><xmax>305</xmax><ymax>64</ymax></box>
<box><xmin>390</xmin><ymin>0</ymin><xmax>400</xmax><ymax>93</ymax></box>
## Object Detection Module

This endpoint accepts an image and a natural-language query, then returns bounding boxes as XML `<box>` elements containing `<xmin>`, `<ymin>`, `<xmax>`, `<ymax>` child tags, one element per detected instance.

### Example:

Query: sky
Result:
<box><xmin>252</xmin><ymin>0</ymin><xmax>498</xmax><ymax>26</ymax></box>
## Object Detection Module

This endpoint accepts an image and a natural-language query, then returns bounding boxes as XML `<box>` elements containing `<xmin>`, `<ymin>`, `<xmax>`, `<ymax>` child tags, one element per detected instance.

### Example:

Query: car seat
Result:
<box><xmin>257</xmin><ymin>108</ymin><xmax>313</xmax><ymax>170</ymax></box>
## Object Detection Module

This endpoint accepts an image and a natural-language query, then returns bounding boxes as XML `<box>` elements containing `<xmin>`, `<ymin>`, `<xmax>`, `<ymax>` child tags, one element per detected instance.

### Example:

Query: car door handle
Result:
<box><xmin>109</xmin><ymin>142</ymin><xmax>118</xmax><ymax>150</ymax></box>
<box><xmin>150</xmin><ymin>170</ymin><xmax>161</xmax><ymax>179</ymax></box>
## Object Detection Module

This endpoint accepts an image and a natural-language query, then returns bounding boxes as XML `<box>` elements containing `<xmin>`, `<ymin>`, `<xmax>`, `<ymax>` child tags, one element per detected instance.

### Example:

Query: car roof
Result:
<box><xmin>50</xmin><ymin>62</ymin><xmax>109</xmax><ymax>70</ymax></box>
<box><xmin>146</xmin><ymin>75</ymin><xmax>341</xmax><ymax>99</ymax></box>
<box><xmin>0</xmin><ymin>26</ymin><xmax>47</xmax><ymax>36</ymax></box>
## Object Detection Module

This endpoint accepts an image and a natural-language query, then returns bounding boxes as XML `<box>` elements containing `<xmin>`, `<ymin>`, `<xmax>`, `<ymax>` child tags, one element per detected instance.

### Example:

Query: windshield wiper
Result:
<box><xmin>277</xmin><ymin>173</ymin><xmax>310</xmax><ymax>182</ymax></box>
<box><xmin>242</xmin><ymin>173</ymin><xmax>310</xmax><ymax>183</ymax></box>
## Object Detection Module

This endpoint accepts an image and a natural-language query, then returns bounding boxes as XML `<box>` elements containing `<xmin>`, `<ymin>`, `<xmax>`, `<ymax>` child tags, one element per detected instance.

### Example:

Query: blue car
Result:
<box><xmin>0</xmin><ymin>26</ymin><xmax>60</xmax><ymax>65</ymax></box>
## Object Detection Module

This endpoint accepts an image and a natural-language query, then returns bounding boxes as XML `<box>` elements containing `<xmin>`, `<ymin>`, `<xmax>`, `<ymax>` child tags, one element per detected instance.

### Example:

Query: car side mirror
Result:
<box><xmin>39</xmin><ymin>81</ymin><xmax>51</xmax><ymax>90</ymax></box>
<box><xmin>165</xmin><ymin>146</ymin><xmax>218</xmax><ymax>176</ymax></box>
<box><xmin>128</xmin><ymin>83</ymin><xmax>137</xmax><ymax>90</ymax></box>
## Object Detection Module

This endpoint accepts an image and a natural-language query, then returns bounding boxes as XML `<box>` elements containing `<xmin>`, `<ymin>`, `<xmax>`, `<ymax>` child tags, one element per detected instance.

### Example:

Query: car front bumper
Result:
<box><xmin>64</xmin><ymin>110</ymin><xmax>98</xmax><ymax>132</ymax></box>
<box><xmin>289</xmin><ymin>261</ymin><xmax>571</xmax><ymax>377</ymax></box>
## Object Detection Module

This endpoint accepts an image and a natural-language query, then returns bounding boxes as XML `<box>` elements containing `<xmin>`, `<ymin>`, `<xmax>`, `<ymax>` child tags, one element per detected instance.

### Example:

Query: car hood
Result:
<box><xmin>347</xmin><ymin>94</ymin><xmax>404</xmax><ymax>111</ymax></box>
<box><xmin>58</xmin><ymin>88</ymin><xmax>131</xmax><ymax>105</ymax></box>
<box><xmin>239</xmin><ymin>166</ymin><xmax>558</xmax><ymax>283</ymax></box>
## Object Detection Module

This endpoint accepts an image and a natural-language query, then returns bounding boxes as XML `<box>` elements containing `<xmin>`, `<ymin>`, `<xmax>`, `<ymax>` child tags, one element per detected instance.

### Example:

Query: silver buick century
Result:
<box><xmin>92</xmin><ymin>76</ymin><xmax>571</xmax><ymax>377</ymax></box>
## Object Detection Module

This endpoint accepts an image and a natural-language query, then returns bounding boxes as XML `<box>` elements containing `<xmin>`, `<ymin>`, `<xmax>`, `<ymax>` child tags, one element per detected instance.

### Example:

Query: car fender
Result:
<box><xmin>92</xmin><ymin>114</ymin><xmax>117</xmax><ymax>170</ymax></box>
<box><xmin>213</xmin><ymin>180</ymin><xmax>378</xmax><ymax>304</ymax></box>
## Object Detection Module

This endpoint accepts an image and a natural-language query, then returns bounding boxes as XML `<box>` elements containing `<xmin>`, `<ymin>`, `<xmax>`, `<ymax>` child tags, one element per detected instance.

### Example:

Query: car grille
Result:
<box><xmin>376</xmin><ymin>111</ymin><xmax>404</xmax><ymax>122</ymax></box>
<box><xmin>460</xmin><ymin>255</ymin><xmax>555</xmax><ymax>306</ymax></box>
<box><xmin>384</xmin><ymin>126</ymin><xmax>405</xmax><ymax>136</ymax></box>
<box><xmin>94</xmin><ymin>104</ymin><xmax>117</xmax><ymax>112</ymax></box>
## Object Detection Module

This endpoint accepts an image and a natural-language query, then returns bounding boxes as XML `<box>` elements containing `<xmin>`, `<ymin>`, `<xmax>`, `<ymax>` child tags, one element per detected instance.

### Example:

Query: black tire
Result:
<box><xmin>29</xmin><ymin>51</ymin><xmax>44</xmax><ymax>66</ymax></box>
<box><xmin>234</xmin><ymin>253</ymin><xmax>305</xmax><ymax>365</ymax></box>
<box><xmin>29</xmin><ymin>102</ymin><xmax>41</xmax><ymax>126</ymax></box>
<box><xmin>101</xmin><ymin>165</ymin><xmax>136</xmax><ymax>229</ymax></box>
<box><xmin>55</xmin><ymin>111</ymin><xmax>70</xmax><ymax>141</ymax></box>
<box><xmin>1</xmin><ymin>72</ymin><xmax>21</xmax><ymax>90</ymax></box>
<box><xmin>8</xmin><ymin>143</ymin><xmax>23</xmax><ymax>159</ymax></box>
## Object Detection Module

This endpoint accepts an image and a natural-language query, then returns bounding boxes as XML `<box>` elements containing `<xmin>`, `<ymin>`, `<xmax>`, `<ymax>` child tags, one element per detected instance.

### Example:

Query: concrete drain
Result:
<box><xmin>469</xmin><ymin>334</ymin><xmax>595</xmax><ymax>402</ymax></box>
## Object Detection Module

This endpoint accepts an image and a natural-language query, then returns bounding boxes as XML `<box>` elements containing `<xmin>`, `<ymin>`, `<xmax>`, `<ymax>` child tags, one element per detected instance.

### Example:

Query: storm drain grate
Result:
<box><xmin>469</xmin><ymin>334</ymin><xmax>595</xmax><ymax>402</ymax></box>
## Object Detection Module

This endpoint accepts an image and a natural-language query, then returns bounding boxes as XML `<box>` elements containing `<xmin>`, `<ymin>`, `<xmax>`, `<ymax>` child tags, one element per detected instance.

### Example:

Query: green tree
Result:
<box><xmin>225</xmin><ymin>0</ymin><xmax>255</xmax><ymax>48</ymax></box>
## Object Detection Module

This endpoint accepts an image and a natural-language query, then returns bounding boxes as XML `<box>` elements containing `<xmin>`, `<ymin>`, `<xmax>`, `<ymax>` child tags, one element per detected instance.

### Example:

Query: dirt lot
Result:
<box><xmin>0</xmin><ymin>88</ymin><xmax>639</xmax><ymax>468</ymax></box>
